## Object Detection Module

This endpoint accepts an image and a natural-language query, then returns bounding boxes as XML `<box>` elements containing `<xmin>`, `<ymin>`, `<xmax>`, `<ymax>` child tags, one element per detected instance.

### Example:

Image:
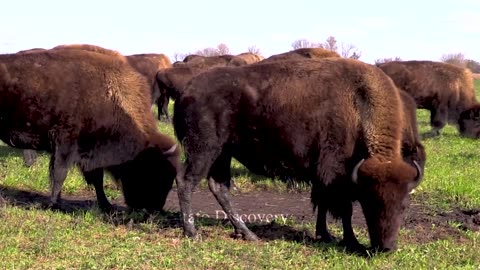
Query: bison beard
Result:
<box><xmin>0</xmin><ymin>49</ymin><xmax>180</xmax><ymax>212</ymax></box>
<box><xmin>173</xmin><ymin>58</ymin><xmax>425</xmax><ymax>254</ymax></box>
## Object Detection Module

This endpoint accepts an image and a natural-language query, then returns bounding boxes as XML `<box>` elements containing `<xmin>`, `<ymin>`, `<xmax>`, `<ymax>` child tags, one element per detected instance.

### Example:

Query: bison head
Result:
<box><xmin>107</xmin><ymin>143</ymin><xmax>179</xmax><ymax>212</ymax></box>
<box><xmin>458</xmin><ymin>105</ymin><xmax>480</xmax><ymax>138</ymax></box>
<box><xmin>352</xmin><ymin>157</ymin><xmax>422</xmax><ymax>252</ymax></box>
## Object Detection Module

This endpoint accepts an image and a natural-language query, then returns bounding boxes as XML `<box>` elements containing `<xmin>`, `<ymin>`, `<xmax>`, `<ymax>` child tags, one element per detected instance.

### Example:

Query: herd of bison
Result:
<box><xmin>1</xmin><ymin>44</ymin><xmax>479</xmax><ymax>256</ymax></box>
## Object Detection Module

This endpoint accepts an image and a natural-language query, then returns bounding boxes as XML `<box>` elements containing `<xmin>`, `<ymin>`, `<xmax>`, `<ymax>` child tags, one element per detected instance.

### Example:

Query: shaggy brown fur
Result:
<box><xmin>235</xmin><ymin>52</ymin><xmax>264</xmax><ymax>64</ymax></box>
<box><xmin>51</xmin><ymin>44</ymin><xmax>173</xmax><ymax>120</ymax></box>
<box><xmin>173</xmin><ymin>58</ymin><xmax>423</xmax><ymax>254</ymax></box>
<box><xmin>52</xmin><ymin>44</ymin><xmax>127</xmax><ymax>61</ymax></box>
<box><xmin>157</xmin><ymin>54</ymin><xmax>259</xmax><ymax>121</ymax></box>
<box><xmin>126</xmin><ymin>53</ymin><xmax>172</xmax><ymax>119</ymax></box>
<box><xmin>262</xmin><ymin>48</ymin><xmax>341</xmax><ymax>63</ymax></box>
<box><xmin>377</xmin><ymin>60</ymin><xmax>480</xmax><ymax>137</ymax></box>
<box><xmin>0</xmin><ymin>49</ymin><xmax>180</xmax><ymax>212</ymax></box>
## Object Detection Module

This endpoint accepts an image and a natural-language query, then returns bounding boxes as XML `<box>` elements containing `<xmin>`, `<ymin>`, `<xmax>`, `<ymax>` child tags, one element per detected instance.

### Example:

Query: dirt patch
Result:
<box><xmin>1</xmin><ymin>186</ymin><xmax>478</xmax><ymax>244</ymax></box>
<box><xmin>472</xmin><ymin>73</ymin><xmax>480</xmax><ymax>80</ymax></box>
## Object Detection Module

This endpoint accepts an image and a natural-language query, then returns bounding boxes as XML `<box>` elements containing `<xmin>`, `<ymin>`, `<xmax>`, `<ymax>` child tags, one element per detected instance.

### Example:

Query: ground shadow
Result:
<box><xmin>0</xmin><ymin>145</ymin><xmax>24</xmax><ymax>159</ymax></box>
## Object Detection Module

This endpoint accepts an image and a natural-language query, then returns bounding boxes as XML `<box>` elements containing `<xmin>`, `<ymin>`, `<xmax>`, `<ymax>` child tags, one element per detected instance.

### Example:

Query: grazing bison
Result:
<box><xmin>53</xmin><ymin>45</ymin><xmax>173</xmax><ymax>112</ymax></box>
<box><xmin>262</xmin><ymin>48</ymin><xmax>341</xmax><ymax>63</ymax></box>
<box><xmin>173</xmin><ymin>58</ymin><xmax>424</xmax><ymax>253</ymax></box>
<box><xmin>377</xmin><ymin>60</ymin><xmax>480</xmax><ymax>137</ymax></box>
<box><xmin>0</xmin><ymin>49</ymin><xmax>180</xmax><ymax>212</ymax></box>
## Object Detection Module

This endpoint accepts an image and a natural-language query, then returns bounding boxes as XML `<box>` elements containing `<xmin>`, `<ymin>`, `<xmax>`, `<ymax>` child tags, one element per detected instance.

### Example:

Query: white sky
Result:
<box><xmin>1</xmin><ymin>0</ymin><xmax>479</xmax><ymax>64</ymax></box>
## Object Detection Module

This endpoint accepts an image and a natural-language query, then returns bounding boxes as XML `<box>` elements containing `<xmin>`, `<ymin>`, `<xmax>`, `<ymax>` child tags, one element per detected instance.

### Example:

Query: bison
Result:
<box><xmin>0</xmin><ymin>49</ymin><xmax>180</xmax><ymax>212</ymax></box>
<box><xmin>156</xmin><ymin>53</ymin><xmax>263</xmax><ymax>121</ymax></box>
<box><xmin>262</xmin><ymin>48</ymin><xmax>341</xmax><ymax>63</ymax></box>
<box><xmin>17</xmin><ymin>45</ymin><xmax>175</xmax><ymax>166</ymax></box>
<box><xmin>126</xmin><ymin>53</ymin><xmax>173</xmax><ymax>120</ymax></box>
<box><xmin>173</xmin><ymin>58</ymin><xmax>424</xmax><ymax>253</ymax></box>
<box><xmin>377</xmin><ymin>60</ymin><xmax>480</xmax><ymax>138</ymax></box>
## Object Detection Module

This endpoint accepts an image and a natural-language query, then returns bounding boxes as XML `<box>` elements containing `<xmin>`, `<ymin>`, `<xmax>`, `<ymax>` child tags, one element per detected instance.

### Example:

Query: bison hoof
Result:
<box><xmin>316</xmin><ymin>234</ymin><xmax>337</xmax><ymax>243</ymax></box>
<box><xmin>184</xmin><ymin>229</ymin><xmax>198</xmax><ymax>240</ymax></box>
<box><xmin>243</xmin><ymin>232</ymin><xmax>260</xmax><ymax>241</ymax></box>
<box><xmin>99</xmin><ymin>203</ymin><xmax>115</xmax><ymax>214</ymax></box>
<box><xmin>46</xmin><ymin>202</ymin><xmax>63</xmax><ymax>211</ymax></box>
<box><xmin>339</xmin><ymin>239</ymin><xmax>368</xmax><ymax>256</ymax></box>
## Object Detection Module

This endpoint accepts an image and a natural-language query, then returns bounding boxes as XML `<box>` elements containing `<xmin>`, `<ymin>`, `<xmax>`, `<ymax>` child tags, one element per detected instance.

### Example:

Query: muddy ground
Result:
<box><xmin>0</xmin><ymin>185</ymin><xmax>478</xmax><ymax>245</ymax></box>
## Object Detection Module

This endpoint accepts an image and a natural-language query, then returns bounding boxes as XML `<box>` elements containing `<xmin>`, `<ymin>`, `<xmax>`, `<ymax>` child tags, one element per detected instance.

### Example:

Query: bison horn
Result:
<box><xmin>163</xmin><ymin>144</ymin><xmax>177</xmax><ymax>155</ymax></box>
<box><xmin>351</xmin><ymin>159</ymin><xmax>365</xmax><ymax>184</ymax></box>
<box><xmin>413</xmin><ymin>160</ymin><xmax>422</xmax><ymax>182</ymax></box>
<box><xmin>408</xmin><ymin>160</ymin><xmax>423</xmax><ymax>194</ymax></box>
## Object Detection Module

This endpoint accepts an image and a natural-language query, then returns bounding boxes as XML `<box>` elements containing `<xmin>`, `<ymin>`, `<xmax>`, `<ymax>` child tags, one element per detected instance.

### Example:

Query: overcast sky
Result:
<box><xmin>1</xmin><ymin>0</ymin><xmax>478</xmax><ymax>64</ymax></box>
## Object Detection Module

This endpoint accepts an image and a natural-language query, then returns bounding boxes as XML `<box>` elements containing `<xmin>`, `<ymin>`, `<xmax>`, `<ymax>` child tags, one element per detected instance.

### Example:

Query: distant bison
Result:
<box><xmin>377</xmin><ymin>60</ymin><xmax>480</xmax><ymax>137</ymax></box>
<box><xmin>125</xmin><ymin>53</ymin><xmax>173</xmax><ymax>120</ymax></box>
<box><xmin>157</xmin><ymin>53</ymin><xmax>262</xmax><ymax>121</ymax></box>
<box><xmin>16</xmin><ymin>48</ymin><xmax>47</xmax><ymax>54</ymax></box>
<box><xmin>262</xmin><ymin>48</ymin><xmax>340</xmax><ymax>63</ymax></box>
<box><xmin>0</xmin><ymin>49</ymin><xmax>180</xmax><ymax>212</ymax></box>
<box><xmin>182</xmin><ymin>53</ymin><xmax>263</xmax><ymax>68</ymax></box>
<box><xmin>173</xmin><ymin>58</ymin><xmax>423</xmax><ymax>253</ymax></box>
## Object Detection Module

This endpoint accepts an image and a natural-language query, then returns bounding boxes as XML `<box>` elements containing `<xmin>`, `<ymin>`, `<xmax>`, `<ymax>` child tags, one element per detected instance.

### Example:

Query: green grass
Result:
<box><xmin>0</xmin><ymin>80</ymin><xmax>479</xmax><ymax>269</ymax></box>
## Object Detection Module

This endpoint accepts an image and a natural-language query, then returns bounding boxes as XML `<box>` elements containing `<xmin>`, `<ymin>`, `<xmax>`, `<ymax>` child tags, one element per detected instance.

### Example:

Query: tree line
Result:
<box><xmin>172</xmin><ymin>36</ymin><xmax>480</xmax><ymax>74</ymax></box>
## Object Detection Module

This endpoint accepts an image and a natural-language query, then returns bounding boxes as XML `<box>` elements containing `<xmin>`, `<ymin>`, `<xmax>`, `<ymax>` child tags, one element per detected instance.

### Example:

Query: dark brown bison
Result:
<box><xmin>52</xmin><ymin>45</ymin><xmax>173</xmax><ymax>119</ymax></box>
<box><xmin>377</xmin><ymin>60</ymin><xmax>480</xmax><ymax>138</ymax></box>
<box><xmin>173</xmin><ymin>58</ymin><xmax>424</xmax><ymax>253</ymax></box>
<box><xmin>262</xmin><ymin>48</ymin><xmax>341</xmax><ymax>63</ymax></box>
<box><xmin>125</xmin><ymin>53</ymin><xmax>172</xmax><ymax>120</ymax></box>
<box><xmin>156</xmin><ymin>54</ymin><xmax>261</xmax><ymax>121</ymax></box>
<box><xmin>0</xmin><ymin>49</ymin><xmax>180</xmax><ymax>212</ymax></box>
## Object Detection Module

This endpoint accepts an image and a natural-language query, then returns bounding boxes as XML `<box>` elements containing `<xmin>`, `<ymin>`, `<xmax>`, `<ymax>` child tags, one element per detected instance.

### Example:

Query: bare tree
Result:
<box><xmin>247</xmin><ymin>45</ymin><xmax>261</xmax><ymax>55</ymax></box>
<box><xmin>173</xmin><ymin>52</ymin><xmax>189</xmax><ymax>62</ymax></box>
<box><xmin>194</xmin><ymin>43</ymin><xmax>231</xmax><ymax>56</ymax></box>
<box><xmin>216</xmin><ymin>43</ymin><xmax>230</xmax><ymax>55</ymax></box>
<box><xmin>324</xmin><ymin>36</ymin><xmax>338</xmax><ymax>52</ymax></box>
<box><xmin>340</xmin><ymin>43</ymin><xmax>361</xmax><ymax>59</ymax></box>
<box><xmin>440</xmin><ymin>53</ymin><xmax>466</xmax><ymax>67</ymax></box>
<box><xmin>374</xmin><ymin>57</ymin><xmax>402</xmax><ymax>65</ymax></box>
<box><xmin>291</xmin><ymin>39</ymin><xmax>322</xmax><ymax>49</ymax></box>
<box><xmin>291</xmin><ymin>36</ymin><xmax>361</xmax><ymax>59</ymax></box>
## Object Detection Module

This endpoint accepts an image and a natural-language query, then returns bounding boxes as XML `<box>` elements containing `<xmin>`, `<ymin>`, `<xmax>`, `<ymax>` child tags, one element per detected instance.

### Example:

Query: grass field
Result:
<box><xmin>0</xmin><ymin>80</ymin><xmax>479</xmax><ymax>269</ymax></box>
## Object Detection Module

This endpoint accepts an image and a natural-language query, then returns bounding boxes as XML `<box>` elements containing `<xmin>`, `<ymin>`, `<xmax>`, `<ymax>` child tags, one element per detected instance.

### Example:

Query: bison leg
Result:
<box><xmin>315</xmin><ymin>204</ymin><xmax>336</xmax><ymax>243</ymax></box>
<box><xmin>339</xmin><ymin>203</ymin><xmax>366</xmax><ymax>254</ymax></box>
<box><xmin>156</xmin><ymin>97</ymin><xmax>170</xmax><ymax>122</ymax></box>
<box><xmin>207</xmin><ymin>153</ymin><xmax>259</xmax><ymax>241</ymax></box>
<box><xmin>176</xmin><ymin>155</ymin><xmax>214</xmax><ymax>239</ymax></box>
<box><xmin>428</xmin><ymin>107</ymin><xmax>447</xmax><ymax>136</ymax></box>
<box><xmin>48</xmin><ymin>147</ymin><xmax>72</xmax><ymax>208</ymax></box>
<box><xmin>82</xmin><ymin>168</ymin><xmax>113</xmax><ymax>212</ymax></box>
<box><xmin>22</xmin><ymin>149</ymin><xmax>38</xmax><ymax>167</ymax></box>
